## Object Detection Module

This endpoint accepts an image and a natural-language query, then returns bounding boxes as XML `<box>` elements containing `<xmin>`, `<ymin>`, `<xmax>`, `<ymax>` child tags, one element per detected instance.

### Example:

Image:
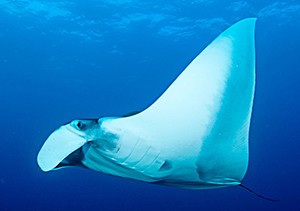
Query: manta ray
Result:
<box><xmin>37</xmin><ymin>18</ymin><xmax>277</xmax><ymax>200</ymax></box>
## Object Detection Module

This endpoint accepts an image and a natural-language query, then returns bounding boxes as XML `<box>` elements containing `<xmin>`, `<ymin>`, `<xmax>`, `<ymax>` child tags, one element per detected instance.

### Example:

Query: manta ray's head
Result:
<box><xmin>37</xmin><ymin>118</ymin><xmax>120</xmax><ymax>172</ymax></box>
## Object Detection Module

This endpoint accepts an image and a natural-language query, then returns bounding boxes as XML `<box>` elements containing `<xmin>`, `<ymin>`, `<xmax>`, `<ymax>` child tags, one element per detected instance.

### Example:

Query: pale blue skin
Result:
<box><xmin>37</xmin><ymin>18</ymin><xmax>257</xmax><ymax>189</ymax></box>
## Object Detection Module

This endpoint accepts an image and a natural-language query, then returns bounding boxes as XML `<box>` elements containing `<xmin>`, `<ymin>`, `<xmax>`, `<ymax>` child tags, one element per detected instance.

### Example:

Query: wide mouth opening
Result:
<box><xmin>54</xmin><ymin>142</ymin><xmax>91</xmax><ymax>169</ymax></box>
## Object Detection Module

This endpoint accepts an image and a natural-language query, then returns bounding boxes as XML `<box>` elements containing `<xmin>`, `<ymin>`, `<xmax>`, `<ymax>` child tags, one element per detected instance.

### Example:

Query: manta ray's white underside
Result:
<box><xmin>37</xmin><ymin>18</ymin><xmax>257</xmax><ymax>189</ymax></box>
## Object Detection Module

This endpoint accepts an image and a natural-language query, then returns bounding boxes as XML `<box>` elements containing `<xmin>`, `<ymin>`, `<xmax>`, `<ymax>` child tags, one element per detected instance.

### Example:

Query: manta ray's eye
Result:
<box><xmin>77</xmin><ymin>121</ymin><xmax>86</xmax><ymax>130</ymax></box>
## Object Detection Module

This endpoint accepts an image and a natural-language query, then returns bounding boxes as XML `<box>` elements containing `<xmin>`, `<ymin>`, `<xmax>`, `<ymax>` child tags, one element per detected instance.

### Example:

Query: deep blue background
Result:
<box><xmin>0</xmin><ymin>1</ymin><xmax>299</xmax><ymax>210</ymax></box>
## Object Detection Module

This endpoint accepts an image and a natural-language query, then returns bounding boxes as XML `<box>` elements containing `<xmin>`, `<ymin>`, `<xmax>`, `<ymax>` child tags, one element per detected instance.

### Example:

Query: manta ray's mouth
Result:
<box><xmin>55</xmin><ymin>143</ymin><xmax>91</xmax><ymax>169</ymax></box>
<box><xmin>37</xmin><ymin>125</ymin><xmax>89</xmax><ymax>172</ymax></box>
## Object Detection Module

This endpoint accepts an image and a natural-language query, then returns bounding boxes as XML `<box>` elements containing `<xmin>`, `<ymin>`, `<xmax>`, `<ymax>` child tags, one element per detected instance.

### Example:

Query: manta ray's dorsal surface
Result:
<box><xmin>37</xmin><ymin>18</ymin><xmax>257</xmax><ymax>189</ymax></box>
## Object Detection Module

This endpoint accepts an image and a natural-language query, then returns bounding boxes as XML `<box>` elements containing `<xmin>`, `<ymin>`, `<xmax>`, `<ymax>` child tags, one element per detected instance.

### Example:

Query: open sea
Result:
<box><xmin>0</xmin><ymin>1</ymin><xmax>299</xmax><ymax>211</ymax></box>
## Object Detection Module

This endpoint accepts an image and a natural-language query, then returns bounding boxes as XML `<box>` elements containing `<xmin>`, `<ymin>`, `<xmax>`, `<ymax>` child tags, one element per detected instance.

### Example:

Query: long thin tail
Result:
<box><xmin>238</xmin><ymin>184</ymin><xmax>280</xmax><ymax>202</ymax></box>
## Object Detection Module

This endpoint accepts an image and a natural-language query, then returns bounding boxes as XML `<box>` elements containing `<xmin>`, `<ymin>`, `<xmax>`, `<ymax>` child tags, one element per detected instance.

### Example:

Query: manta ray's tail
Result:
<box><xmin>238</xmin><ymin>184</ymin><xmax>279</xmax><ymax>202</ymax></box>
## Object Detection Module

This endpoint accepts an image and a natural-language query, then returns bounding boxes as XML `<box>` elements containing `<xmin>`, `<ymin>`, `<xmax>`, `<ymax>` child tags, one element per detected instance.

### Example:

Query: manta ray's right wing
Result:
<box><xmin>109</xmin><ymin>18</ymin><xmax>257</xmax><ymax>186</ymax></box>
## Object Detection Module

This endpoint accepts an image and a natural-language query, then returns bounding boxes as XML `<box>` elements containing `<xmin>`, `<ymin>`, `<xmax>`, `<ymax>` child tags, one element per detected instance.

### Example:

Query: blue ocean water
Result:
<box><xmin>0</xmin><ymin>1</ymin><xmax>299</xmax><ymax>210</ymax></box>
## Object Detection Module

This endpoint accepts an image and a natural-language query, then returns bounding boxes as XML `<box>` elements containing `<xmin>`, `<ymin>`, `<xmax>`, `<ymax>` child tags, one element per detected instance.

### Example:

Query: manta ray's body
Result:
<box><xmin>37</xmin><ymin>18</ymin><xmax>257</xmax><ymax>189</ymax></box>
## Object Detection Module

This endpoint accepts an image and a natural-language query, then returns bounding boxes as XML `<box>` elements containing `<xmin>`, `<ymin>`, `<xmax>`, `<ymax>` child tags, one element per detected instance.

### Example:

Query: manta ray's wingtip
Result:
<box><xmin>231</xmin><ymin>17</ymin><xmax>257</xmax><ymax>31</ymax></box>
<box><xmin>226</xmin><ymin>18</ymin><xmax>257</xmax><ymax>34</ymax></box>
<box><xmin>238</xmin><ymin>17</ymin><xmax>257</xmax><ymax>22</ymax></box>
